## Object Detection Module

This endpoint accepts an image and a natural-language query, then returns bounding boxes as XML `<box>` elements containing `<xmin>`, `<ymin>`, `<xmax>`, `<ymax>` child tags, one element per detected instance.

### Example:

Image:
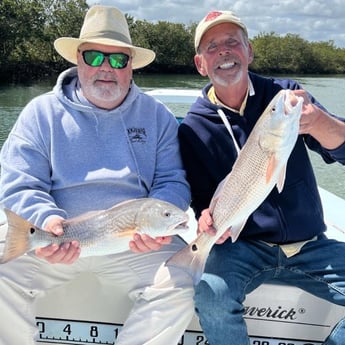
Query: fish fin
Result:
<box><xmin>64</xmin><ymin>210</ymin><xmax>103</xmax><ymax>225</ymax></box>
<box><xmin>266</xmin><ymin>154</ymin><xmax>278</xmax><ymax>183</ymax></box>
<box><xmin>266</xmin><ymin>155</ymin><xmax>287</xmax><ymax>192</ymax></box>
<box><xmin>166</xmin><ymin>235</ymin><xmax>209</xmax><ymax>285</ymax></box>
<box><xmin>230</xmin><ymin>219</ymin><xmax>248</xmax><ymax>242</ymax></box>
<box><xmin>276</xmin><ymin>165</ymin><xmax>287</xmax><ymax>193</ymax></box>
<box><xmin>0</xmin><ymin>209</ymin><xmax>37</xmax><ymax>264</ymax></box>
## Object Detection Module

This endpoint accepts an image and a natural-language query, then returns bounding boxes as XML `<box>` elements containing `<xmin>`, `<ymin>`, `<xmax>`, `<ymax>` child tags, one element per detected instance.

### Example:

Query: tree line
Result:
<box><xmin>1</xmin><ymin>0</ymin><xmax>345</xmax><ymax>83</ymax></box>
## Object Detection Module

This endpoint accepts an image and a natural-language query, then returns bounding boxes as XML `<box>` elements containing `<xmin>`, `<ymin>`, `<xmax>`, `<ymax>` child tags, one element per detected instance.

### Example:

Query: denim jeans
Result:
<box><xmin>194</xmin><ymin>235</ymin><xmax>345</xmax><ymax>345</ymax></box>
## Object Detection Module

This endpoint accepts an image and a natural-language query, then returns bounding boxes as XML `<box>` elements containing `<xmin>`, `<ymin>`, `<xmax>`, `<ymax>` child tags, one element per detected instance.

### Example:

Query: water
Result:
<box><xmin>0</xmin><ymin>74</ymin><xmax>344</xmax><ymax>199</ymax></box>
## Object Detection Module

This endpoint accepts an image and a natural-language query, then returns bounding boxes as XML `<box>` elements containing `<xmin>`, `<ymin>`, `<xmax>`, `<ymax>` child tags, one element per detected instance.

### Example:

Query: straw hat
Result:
<box><xmin>195</xmin><ymin>11</ymin><xmax>248</xmax><ymax>52</ymax></box>
<box><xmin>54</xmin><ymin>5</ymin><xmax>155</xmax><ymax>70</ymax></box>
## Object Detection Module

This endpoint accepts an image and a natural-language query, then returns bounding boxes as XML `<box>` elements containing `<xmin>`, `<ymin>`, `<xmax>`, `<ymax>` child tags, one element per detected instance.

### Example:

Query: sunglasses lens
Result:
<box><xmin>82</xmin><ymin>51</ymin><xmax>129</xmax><ymax>69</ymax></box>
<box><xmin>83</xmin><ymin>51</ymin><xmax>104</xmax><ymax>67</ymax></box>
<box><xmin>109</xmin><ymin>53</ymin><xmax>129</xmax><ymax>69</ymax></box>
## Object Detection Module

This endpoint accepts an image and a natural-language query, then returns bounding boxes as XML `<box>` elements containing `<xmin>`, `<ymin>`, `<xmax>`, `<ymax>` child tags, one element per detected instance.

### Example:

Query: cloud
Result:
<box><xmin>87</xmin><ymin>0</ymin><xmax>345</xmax><ymax>48</ymax></box>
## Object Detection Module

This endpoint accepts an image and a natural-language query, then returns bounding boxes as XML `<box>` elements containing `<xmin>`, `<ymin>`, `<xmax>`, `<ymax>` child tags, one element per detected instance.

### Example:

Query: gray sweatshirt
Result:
<box><xmin>0</xmin><ymin>67</ymin><xmax>190</xmax><ymax>227</ymax></box>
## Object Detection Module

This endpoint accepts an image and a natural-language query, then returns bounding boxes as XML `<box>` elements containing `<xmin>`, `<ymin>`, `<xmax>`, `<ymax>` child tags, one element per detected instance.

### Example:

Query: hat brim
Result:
<box><xmin>54</xmin><ymin>37</ymin><xmax>155</xmax><ymax>70</ymax></box>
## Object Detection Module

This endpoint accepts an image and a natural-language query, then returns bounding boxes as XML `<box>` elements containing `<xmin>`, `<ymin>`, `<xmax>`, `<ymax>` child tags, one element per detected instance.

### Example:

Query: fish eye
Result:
<box><xmin>164</xmin><ymin>211</ymin><xmax>171</xmax><ymax>217</ymax></box>
<box><xmin>30</xmin><ymin>227</ymin><xmax>35</xmax><ymax>234</ymax></box>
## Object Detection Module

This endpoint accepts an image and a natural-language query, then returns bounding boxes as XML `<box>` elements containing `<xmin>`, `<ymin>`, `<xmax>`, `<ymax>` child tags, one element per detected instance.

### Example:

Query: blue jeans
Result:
<box><xmin>194</xmin><ymin>235</ymin><xmax>345</xmax><ymax>345</ymax></box>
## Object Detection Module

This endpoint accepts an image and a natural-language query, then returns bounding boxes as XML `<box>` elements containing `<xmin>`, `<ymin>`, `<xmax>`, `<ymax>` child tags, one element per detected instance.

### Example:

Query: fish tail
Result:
<box><xmin>0</xmin><ymin>209</ymin><xmax>37</xmax><ymax>264</ymax></box>
<box><xmin>165</xmin><ymin>240</ymin><xmax>208</xmax><ymax>285</ymax></box>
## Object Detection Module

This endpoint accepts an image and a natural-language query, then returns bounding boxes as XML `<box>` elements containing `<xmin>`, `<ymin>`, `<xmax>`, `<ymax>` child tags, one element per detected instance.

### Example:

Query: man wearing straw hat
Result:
<box><xmin>0</xmin><ymin>5</ymin><xmax>194</xmax><ymax>344</ymax></box>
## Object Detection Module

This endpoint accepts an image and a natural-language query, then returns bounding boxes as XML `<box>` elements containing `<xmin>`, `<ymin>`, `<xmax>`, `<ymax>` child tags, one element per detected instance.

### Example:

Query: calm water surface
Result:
<box><xmin>0</xmin><ymin>74</ymin><xmax>344</xmax><ymax>199</ymax></box>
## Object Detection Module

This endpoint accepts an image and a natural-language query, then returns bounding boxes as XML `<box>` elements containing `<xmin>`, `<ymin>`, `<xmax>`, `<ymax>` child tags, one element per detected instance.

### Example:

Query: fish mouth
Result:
<box><xmin>176</xmin><ymin>221</ymin><xmax>189</xmax><ymax>230</ymax></box>
<box><xmin>169</xmin><ymin>218</ymin><xmax>189</xmax><ymax>233</ymax></box>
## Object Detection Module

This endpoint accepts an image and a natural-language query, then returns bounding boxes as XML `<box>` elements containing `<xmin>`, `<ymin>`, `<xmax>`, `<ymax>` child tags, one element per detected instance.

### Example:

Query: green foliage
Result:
<box><xmin>44</xmin><ymin>0</ymin><xmax>89</xmax><ymax>63</ymax></box>
<box><xmin>1</xmin><ymin>1</ymin><xmax>345</xmax><ymax>82</ymax></box>
<box><xmin>251</xmin><ymin>32</ymin><xmax>345</xmax><ymax>74</ymax></box>
<box><xmin>131</xmin><ymin>20</ymin><xmax>195</xmax><ymax>72</ymax></box>
<box><xmin>0</xmin><ymin>0</ymin><xmax>88</xmax><ymax>81</ymax></box>
<box><xmin>0</xmin><ymin>0</ymin><xmax>46</xmax><ymax>63</ymax></box>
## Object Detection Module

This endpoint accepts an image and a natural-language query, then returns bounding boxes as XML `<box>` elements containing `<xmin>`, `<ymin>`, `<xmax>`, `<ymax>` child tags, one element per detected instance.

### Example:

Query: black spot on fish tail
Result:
<box><xmin>0</xmin><ymin>209</ymin><xmax>36</xmax><ymax>263</ymax></box>
<box><xmin>192</xmin><ymin>244</ymin><xmax>198</xmax><ymax>252</ymax></box>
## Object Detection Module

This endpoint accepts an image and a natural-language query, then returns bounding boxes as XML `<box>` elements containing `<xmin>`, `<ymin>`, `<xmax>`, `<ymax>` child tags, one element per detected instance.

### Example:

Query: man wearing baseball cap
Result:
<box><xmin>194</xmin><ymin>10</ymin><xmax>248</xmax><ymax>52</ymax></box>
<box><xmin>179</xmin><ymin>10</ymin><xmax>345</xmax><ymax>345</ymax></box>
<box><xmin>0</xmin><ymin>5</ymin><xmax>194</xmax><ymax>344</ymax></box>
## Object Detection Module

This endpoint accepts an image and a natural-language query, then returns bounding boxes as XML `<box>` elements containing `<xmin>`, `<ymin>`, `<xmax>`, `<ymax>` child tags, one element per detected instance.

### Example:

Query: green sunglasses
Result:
<box><xmin>81</xmin><ymin>50</ymin><xmax>130</xmax><ymax>69</ymax></box>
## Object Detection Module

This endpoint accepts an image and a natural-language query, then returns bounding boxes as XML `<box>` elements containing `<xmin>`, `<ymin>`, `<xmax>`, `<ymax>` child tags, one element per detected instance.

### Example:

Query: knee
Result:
<box><xmin>194</xmin><ymin>273</ymin><xmax>235</xmax><ymax>313</ymax></box>
<box><xmin>194</xmin><ymin>279</ymin><xmax>213</xmax><ymax>313</ymax></box>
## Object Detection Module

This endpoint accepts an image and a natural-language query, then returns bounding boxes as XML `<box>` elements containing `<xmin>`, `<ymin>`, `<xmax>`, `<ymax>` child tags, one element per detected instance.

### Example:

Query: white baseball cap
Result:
<box><xmin>195</xmin><ymin>11</ymin><xmax>248</xmax><ymax>52</ymax></box>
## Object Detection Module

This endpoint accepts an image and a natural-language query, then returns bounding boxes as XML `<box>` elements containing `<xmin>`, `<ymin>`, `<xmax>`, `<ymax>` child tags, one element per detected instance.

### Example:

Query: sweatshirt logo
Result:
<box><xmin>127</xmin><ymin>127</ymin><xmax>147</xmax><ymax>143</ymax></box>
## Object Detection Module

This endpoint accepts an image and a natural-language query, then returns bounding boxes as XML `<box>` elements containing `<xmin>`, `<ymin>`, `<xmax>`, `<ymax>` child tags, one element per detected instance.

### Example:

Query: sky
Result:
<box><xmin>87</xmin><ymin>0</ymin><xmax>345</xmax><ymax>48</ymax></box>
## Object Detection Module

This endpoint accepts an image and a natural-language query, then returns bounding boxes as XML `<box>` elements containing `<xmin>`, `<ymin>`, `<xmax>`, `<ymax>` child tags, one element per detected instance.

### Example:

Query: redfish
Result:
<box><xmin>0</xmin><ymin>198</ymin><xmax>189</xmax><ymax>263</ymax></box>
<box><xmin>166</xmin><ymin>90</ymin><xmax>303</xmax><ymax>284</ymax></box>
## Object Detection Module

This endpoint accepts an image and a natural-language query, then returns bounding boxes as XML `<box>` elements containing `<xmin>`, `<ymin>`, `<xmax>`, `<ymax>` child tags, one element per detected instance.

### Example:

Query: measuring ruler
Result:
<box><xmin>35</xmin><ymin>317</ymin><xmax>206</xmax><ymax>345</ymax></box>
<box><xmin>35</xmin><ymin>317</ymin><xmax>322</xmax><ymax>345</ymax></box>
<box><xmin>36</xmin><ymin>317</ymin><xmax>119</xmax><ymax>344</ymax></box>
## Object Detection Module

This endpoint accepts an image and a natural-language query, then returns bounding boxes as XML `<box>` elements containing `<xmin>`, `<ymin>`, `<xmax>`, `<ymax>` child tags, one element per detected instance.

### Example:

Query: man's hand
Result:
<box><xmin>129</xmin><ymin>234</ymin><xmax>172</xmax><ymax>253</ymax></box>
<box><xmin>35</xmin><ymin>217</ymin><xmax>81</xmax><ymax>264</ymax></box>
<box><xmin>198</xmin><ymin>208</ymin><xmax>231</xmax><ymax>244</ymax></box>
<box><xmin>293</xmin><ymin>89</ymin><xmax>345</xmax><ymax>149</ymax></box>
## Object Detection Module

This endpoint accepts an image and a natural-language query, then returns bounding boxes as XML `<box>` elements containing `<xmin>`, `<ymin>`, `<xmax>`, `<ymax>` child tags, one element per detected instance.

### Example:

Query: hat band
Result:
<box><xmin>80</xmin><ymin>31</ymin><xmax>132</xmax><ymax>45</ymax></box>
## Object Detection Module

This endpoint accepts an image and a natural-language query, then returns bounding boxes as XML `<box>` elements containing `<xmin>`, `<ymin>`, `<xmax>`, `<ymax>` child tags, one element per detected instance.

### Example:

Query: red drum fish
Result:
<box><xmin>166</xmin><ymin>90</ymin><xmax>303</xmax><ymax>284</ymax></box>
<box><xmin>0</xmin><ymin>198</ymin><xmax>189</xmax><ymax>263</ymax></box>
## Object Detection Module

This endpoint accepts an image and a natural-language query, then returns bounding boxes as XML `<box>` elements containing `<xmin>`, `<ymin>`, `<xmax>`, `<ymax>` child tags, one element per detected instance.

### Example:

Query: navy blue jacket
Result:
<box><xmin>179</xmin><ymin>72</ymin><xmax>345</xmax><ymax>244</ymax></box>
